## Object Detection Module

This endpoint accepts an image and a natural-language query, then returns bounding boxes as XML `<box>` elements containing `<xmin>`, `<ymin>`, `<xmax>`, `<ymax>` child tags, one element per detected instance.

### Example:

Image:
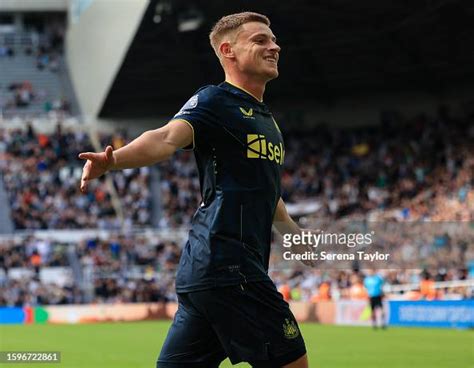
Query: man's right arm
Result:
<box><xmin>79</xmin><ymin>119</ymin><xmax>193</xmax><ymax>193</ymax></box>
<box><xmin>111</xmin><ymin>119</ymin><xmax>193</xmax><ymax>169</ymax></box>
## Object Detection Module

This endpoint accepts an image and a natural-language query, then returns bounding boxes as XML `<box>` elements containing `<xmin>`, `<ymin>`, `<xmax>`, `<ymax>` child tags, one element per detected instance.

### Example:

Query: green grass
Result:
<box><xmin>1</xmin><ymin>322</ymin><xmax>472</xmax><ymax>367</ymax></box>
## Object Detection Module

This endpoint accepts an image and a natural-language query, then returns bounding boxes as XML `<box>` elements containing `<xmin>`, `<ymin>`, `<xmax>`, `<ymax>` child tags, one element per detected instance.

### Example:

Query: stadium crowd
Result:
<box><xmin>269</xmin><ymin>220</ymin><xmax>473</xmax><ymax>302</ymax></box>
<box><xmin>0</xmin><ymin>108</ymin><xmax>472</xmax><ymax>306</ymax></box>
<box><xmin>0</xmin><ymin>234</ymin><xmax>181</xmax><ymax>306</ymax></box>
<box><xmin>0</xmin><ymin>236</ymin><xmax>74</xmax><ymax>306</ymax></box>
<box><xmin>0</xmin><ymin>223</ymin><xmax>471</xmax><ymax>306</ymax></box>
<box><xmin>99</xmin><ymin>132</ymin><xmax>152</xmax><ymax>228</ymax></box>
<box><xmin>157</xmin><ymin>150</ymin><xmax>200</xmax><ymax>228</ymax></box>
<box><xmin>271</xmin><ymin>268</ymin><xmax>472</xmax><ymax>303</ymax></box>
<box><xmin>0</xmin><ymin>23</ymin><xmax>71</xmax><ymax>117</ymax></box>
<box><xmin>1</xmin><ymin>79</ymin><xmax>70</xmax><ymax>115</ymax></box>
<box><xmin>155</xmin><ymin>108</ymin><xmax>473</xmax><ymax>227</ymax></box>
<box><xmin>282</xmin><ymin>107</ymin><xmax>473</xmax><ymax>222</ymax></box>
<box><xmin>0</xmin><ymin>235</ymin><xmax>68</xmax><ymax>271</ymax></box>
<box><xmin>79</xmin><ymin>233</ymin><xmax>179</xmax><ymax>303</ymax></box>
<box><xmin>1</xmin><ymin>124</ymin><xmax>151</xmax><ymax>229</ymax></box>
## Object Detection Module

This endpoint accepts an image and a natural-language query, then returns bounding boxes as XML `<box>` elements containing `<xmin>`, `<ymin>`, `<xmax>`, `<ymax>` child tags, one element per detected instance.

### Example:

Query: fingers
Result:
<box><xmin>78</xmin><ymin>152</ymin><xmax>96</xmax><ymax>161</ymax></box>
<box><xmin>81</xmin><ymin>160</ymin><xmax>91</xmax><ymax>181</ymax></box>
<box><xmin>80</xmin><ymin>178</ymin><xmax>88</xmax><ymax>194</ymax></box>
<box><xmin>80</xmin><ymin>161</ymin><xmax>91</xmax><ymax>193</ymax></box>
<box><xmin>78</xmin><ymin>146</ymin><xmax>114</xmax><ymax>163</ymax></box>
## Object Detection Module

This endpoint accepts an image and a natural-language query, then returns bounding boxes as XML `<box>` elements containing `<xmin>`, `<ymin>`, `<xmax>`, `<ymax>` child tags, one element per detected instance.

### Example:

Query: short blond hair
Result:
<box><xmin>209</xmin><ymin>12</ymin><xmax>270</xmax><ymax>57</ymax></box>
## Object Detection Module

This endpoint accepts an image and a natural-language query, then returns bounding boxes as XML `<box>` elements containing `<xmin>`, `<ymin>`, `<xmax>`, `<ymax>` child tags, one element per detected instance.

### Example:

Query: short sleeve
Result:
<box><xmin>171</xmin><ymin>87</ymin><xmax>218</xmax><ymax>151</ymax></box>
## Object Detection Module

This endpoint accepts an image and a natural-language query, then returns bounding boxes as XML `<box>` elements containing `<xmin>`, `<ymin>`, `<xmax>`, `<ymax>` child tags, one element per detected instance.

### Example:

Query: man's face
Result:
<box><xmin>230</xmin><ymin>22</ymin><xmax>281</xmax><ymax>82</ymax></box>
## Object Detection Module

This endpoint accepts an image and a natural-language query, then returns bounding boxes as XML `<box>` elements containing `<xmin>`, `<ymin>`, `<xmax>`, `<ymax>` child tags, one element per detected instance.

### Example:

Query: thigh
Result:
<box><xmin>157</xmin><ymin>294</ymin><xmax>226</xmax><ymax>368</ymax></box>
<box><xmin>370</xmin><ymin>296</ymin><xmax>382</xmax><ymax>310</ymax></box>
<box><xmin>246</xmin><ymin>281</ymin><xmax>307</xmax><ymax>367</ymax></box>
<box><xmin>189</xmin><ymin>282</ymin><xmax>306</xmax><ymax>366</ymax></box>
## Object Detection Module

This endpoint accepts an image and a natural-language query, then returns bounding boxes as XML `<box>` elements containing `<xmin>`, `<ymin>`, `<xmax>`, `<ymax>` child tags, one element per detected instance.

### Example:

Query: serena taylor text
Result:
<box><xmin>283</xmin><ymin>250</ymin><xmax>390</xmax><ymax>262</ymax></box>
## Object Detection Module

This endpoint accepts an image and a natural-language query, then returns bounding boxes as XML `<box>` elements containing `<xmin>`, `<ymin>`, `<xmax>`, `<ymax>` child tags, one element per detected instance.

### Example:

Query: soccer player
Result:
<box><xmin>363</xmin><ymin>269</ymin><xmax>386</xmax><ymax>329</ymax></box>
<box><xmin>79</xmin><ymin>12</ymin><xmax>308</xmax><ymax>367</ymax></box>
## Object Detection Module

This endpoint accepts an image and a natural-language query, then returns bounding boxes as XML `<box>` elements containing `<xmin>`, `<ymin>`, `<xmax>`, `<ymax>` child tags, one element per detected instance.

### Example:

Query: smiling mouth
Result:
<box><xmin>264</xmin><ymin>57</ymin><xmax>278</xmax><ymax>64</ymax></box>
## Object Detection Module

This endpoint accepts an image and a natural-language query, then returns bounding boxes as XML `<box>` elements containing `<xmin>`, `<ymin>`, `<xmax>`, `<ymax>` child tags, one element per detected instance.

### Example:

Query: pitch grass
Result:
<box><xmin>1</xmin><ymin>321</ymin><xmax>472</xmax><ymax>367</ymax></box>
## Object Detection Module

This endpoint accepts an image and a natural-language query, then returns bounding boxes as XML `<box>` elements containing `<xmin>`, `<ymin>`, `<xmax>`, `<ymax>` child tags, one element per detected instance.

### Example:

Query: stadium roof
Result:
<box><xmin>100</xmin><ymin>0</ymin><xmax>474</xmax><ymax>118</ymax></box>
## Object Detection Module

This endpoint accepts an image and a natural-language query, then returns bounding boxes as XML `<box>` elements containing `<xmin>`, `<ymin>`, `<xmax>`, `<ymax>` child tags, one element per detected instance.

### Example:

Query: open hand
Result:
<box><xmin>78</xmin><ymin>145</ymin><xmax>115</xmax><ymax>193</ymax></box>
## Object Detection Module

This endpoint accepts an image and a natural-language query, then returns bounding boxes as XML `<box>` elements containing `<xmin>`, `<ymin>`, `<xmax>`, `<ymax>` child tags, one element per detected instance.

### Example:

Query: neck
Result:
<box><xmin>225</xmin><ymin>73</ymin><xmax>266</xmax><ymax>102</ymax></box>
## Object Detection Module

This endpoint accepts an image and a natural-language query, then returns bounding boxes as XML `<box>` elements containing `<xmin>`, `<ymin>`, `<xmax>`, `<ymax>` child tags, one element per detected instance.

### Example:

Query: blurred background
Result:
<box><xmin>0</xmin><ymin>1</ymin><xmax>473</xmax><ymax>367</ymax></box>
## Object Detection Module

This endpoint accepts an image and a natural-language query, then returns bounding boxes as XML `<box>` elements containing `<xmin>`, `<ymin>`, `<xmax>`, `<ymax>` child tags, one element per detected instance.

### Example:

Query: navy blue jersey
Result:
<box><xmin>172</xmin><ymin>81</ymin><xmax>284</xmax><ymax>292</ymax></box>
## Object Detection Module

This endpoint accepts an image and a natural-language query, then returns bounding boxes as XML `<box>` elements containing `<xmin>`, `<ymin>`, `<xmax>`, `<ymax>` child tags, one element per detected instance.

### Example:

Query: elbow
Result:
<box><xmin>142</xmin><ymin>130</ymin><xmax>177</xmax><ymax>163</ymax></box>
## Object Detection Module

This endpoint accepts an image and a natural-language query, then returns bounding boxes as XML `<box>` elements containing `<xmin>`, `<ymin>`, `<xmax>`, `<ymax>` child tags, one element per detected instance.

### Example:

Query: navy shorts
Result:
<box><xmin>157</xmin><ymin>281</ymin><xmax>306</xmax><ymax>367</ymax></box>
<box><xmin>369</xmin><ymin>296</ymin><xmax>383</xmax><ymax>310</ymax></box>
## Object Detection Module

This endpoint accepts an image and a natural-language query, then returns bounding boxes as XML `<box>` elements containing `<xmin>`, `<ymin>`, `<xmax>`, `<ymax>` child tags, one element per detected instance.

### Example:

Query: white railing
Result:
<box><xmin>385</xmin><ymin>279</ymin><xmax>474</xmax><ymax>293</ymax></box>
<box><xmin>0</xmin><ymin>227</ymin><xmax>189</xmax><ymax>244</ymax></box>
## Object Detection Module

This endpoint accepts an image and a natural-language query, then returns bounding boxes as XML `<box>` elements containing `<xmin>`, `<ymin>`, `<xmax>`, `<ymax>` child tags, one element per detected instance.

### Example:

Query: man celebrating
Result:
<box><xmin>79</xmin><ymin>12</ymin><xmax>308</xmax><ymax>367</ymax></box>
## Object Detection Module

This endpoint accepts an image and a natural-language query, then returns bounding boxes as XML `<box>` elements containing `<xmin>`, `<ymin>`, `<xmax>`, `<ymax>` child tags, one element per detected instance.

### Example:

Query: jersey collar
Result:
<box><xmin>221</xmin><ymin>81</ymin><xmax>264</xmax><ymax>104</ymax></box>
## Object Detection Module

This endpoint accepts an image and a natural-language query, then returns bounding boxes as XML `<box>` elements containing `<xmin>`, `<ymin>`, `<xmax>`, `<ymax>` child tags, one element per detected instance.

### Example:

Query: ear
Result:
<box><xmin>219</xmin><ymin>41</ymin><xmax>234</xmax><ymax>60</ymax></box>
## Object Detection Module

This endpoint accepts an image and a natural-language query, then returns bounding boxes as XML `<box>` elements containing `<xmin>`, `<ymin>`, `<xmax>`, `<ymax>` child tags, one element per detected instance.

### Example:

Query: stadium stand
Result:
<box><xmin>1</xmin><ymin>124</ymin><xmax>151</xmax><ymax>230</ymax></box>
<box><xmin>0</xmin><ymin>235</ymin><xmax>75</xmax><ymax>306</ymax></box>
<box><xmin>0</xmin><ymin>22</ymin><xmax>71</xmax><ymax>119</ymax></box>
<box><xmin>0</xmin><ymin>107</ymin><xmax>472</xmax><ymax>306</ymax></box>
<box><xmin>0</xmin><ymin>8</ymin><xmax>471</xmax><ymax>310</ymax></box>
<box><xmin>0</xmin><ymin>232</ymin><xmax>182</xmax><ymax>305</ymax></box>
<box><xmin>157</xmin><ymin>150</ymin><xmax>200</xmax><ymax>229</ymax></box>
<box><xmin>283</xmin><ymin>108</ymin><xmax>473</xmax><ymax>222</ymax></box>
<box><xmin>1</xmin><ymin>226</ymin><xmax>471</xmax><ymax>306</ymax></box>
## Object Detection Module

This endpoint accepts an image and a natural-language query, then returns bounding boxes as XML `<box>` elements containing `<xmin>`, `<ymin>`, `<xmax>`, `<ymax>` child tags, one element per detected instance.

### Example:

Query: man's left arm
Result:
<box><xmin>273</xmin><ymin>197</ymin><xmax>315</xmax><ymax>267</ymax></box>
<box><xmin>273</xmin><ymin>197</ymin><xmax>300</xmax><ymax>236</ymax></box>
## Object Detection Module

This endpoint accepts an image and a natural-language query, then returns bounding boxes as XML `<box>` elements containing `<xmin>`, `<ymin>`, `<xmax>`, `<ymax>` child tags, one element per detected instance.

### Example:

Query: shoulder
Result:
<box><xmin>190</xmin><ymin>84</ymin><xmax>223</xmax><ymax>104</ymax></box>
<box><xmin>174</xmin><ymin>85</ymin><xmax>220</xmax><ymax>118</ymax></box>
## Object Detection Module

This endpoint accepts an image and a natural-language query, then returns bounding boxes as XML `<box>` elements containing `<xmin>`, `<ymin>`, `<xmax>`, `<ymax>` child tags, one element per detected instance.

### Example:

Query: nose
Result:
<box><xmin>270</xmin><ymin>40</ymin><xmax>281</xmax><ymax>53</ymax></box>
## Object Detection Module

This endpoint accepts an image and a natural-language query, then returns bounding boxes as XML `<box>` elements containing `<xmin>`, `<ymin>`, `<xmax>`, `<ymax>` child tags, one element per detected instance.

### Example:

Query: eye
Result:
<box><xmin>254</xmin><ymin>39</ymin><xmax>265</xmax><ymax>44</ymax></box>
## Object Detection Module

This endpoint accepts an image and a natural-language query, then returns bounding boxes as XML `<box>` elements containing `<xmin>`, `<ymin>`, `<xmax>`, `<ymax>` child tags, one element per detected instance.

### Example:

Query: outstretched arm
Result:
<box><xmin>78</xmin><ymin>119</ymin><xmax>193</xmax><ymax>193</ymax></box>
